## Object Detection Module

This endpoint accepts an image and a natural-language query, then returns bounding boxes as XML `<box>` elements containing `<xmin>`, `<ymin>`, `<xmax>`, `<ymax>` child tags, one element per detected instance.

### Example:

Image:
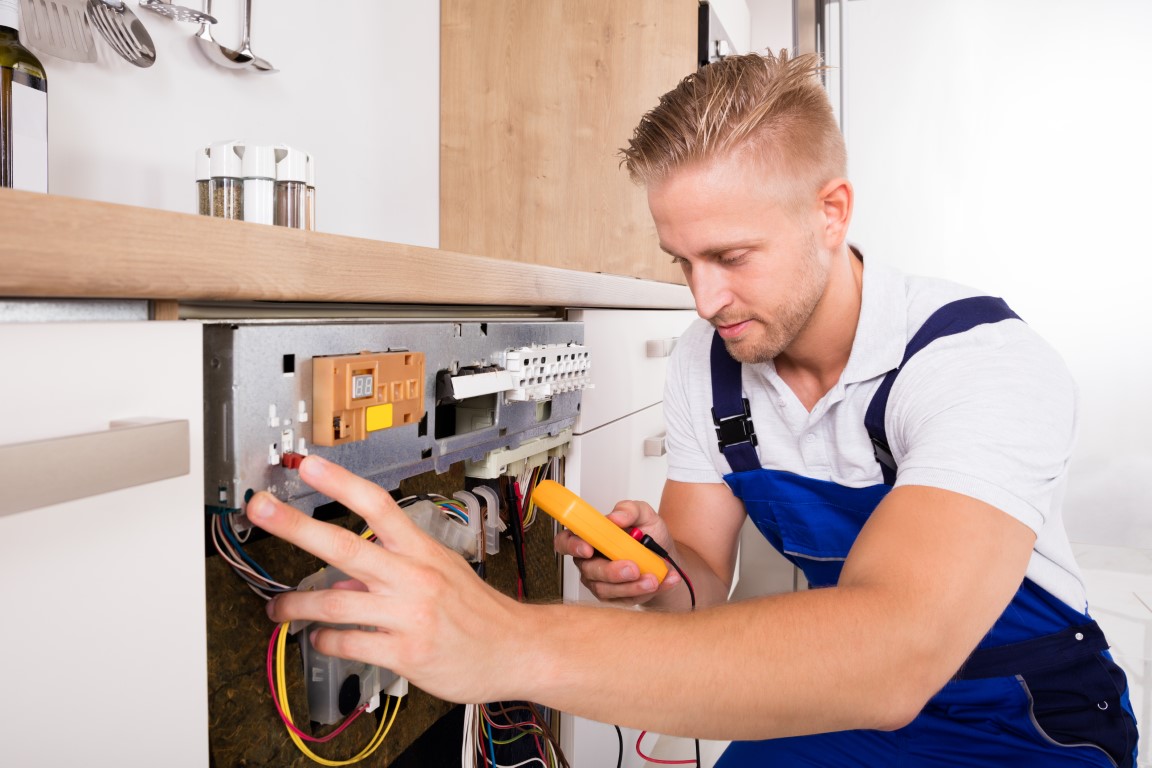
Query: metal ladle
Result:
<box><xmin>194</xmin><ymin>0</ymin><xmax>276</xmax><ymax>73</ymax></box>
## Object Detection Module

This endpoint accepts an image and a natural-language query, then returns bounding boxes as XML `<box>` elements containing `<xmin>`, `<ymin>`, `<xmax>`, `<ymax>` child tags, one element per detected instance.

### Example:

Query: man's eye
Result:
<box><xmin>719</xmin><ymin>252</ymin><xmax>748</xmax><ymax>265</ymax></box>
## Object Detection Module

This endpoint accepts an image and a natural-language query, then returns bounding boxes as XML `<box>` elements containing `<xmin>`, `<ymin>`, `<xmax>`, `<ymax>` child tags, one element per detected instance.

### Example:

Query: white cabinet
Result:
<box><xmin>560</xmin><ymin>308</ymin><xmax>802</xmax><ymax>768</ymax></box>
<box><xmin>0</xmin><ymin>322</ymin><xmax>208</xmax><ymax>767</ymax></box>
<box><xmin>561</xmin><ymin>308</ymin><xmax>704</xmax><ymax>768</ymax></box>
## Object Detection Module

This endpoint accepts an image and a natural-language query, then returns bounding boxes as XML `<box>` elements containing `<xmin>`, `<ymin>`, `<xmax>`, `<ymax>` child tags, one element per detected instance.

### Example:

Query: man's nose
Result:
<box><xmin>689</xmin><ymin>265</ymin><xmax>731</xmax><ymax>320</ymax></box>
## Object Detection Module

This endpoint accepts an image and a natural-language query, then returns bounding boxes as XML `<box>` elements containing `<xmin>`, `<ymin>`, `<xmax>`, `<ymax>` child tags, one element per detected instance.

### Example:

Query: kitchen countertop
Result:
<box><xmin>0</xmin><ymin>189</ymin><xmax>694</xmax><ymax>310</ymax></box>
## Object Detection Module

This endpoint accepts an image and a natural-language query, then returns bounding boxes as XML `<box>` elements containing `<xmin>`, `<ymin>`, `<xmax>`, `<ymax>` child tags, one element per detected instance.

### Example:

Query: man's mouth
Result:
<box><xmin>714</xmin><ymin>319</ymin><xmax>751</xmax><ymax>339</ymax></box>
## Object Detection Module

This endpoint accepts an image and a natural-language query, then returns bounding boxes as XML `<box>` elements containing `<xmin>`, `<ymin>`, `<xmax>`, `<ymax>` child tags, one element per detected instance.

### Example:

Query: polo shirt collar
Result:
<box><xmin>841</xmin><ymin>251</ymin><xmax>907</xmax><ymax>386</ymax></box>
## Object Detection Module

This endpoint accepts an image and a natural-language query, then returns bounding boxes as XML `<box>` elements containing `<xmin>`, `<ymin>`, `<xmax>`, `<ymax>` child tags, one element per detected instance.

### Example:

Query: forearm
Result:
<box><xmin>511</xmin><ymin>584</ymin><xmax>935</xmax><ymax>740</ymax></box>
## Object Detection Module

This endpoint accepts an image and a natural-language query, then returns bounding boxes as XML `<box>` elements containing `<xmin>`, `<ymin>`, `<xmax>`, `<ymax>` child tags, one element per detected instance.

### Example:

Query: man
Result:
<box><xmin>250</xmin><ymin>51</ymin><xmax>1138</xmax><ymax>765</ymax></box>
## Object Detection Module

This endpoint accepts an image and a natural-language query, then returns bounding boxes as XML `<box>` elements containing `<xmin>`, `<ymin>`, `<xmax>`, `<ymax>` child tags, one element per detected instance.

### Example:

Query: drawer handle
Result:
<box><xmin>643</xmin><ymin>433</ymin><xmax>667</xmax><ymax>457</ymax></box>
<box><xmin>645</xmin><ymin>337</ymin><xmax>678</xmax><ymax>358</ymax></box>
<box><xmin>0</xmin><ymin>418</ymin><xmax>190</xmax><ymax>517</ymax></box>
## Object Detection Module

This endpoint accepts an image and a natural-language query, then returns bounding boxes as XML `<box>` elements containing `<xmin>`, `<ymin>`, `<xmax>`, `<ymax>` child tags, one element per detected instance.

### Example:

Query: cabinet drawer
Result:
<box><xmin>568</xmin><ymin>308</ymin><xmax>697</xmax><ymax>433</ymax></box>
<box><xmin>0</xmin><ymin>322</ymin><xmax>208</xmax><ymax>766</ymax></box>
<box><xmin>566</xmin><ymin>401</ymin><xmax>670</xmax><ymax>520</ymax></box>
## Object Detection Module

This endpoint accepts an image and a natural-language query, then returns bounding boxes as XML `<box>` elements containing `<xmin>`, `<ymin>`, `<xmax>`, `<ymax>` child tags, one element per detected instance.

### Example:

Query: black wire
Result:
<box><xmin>664</xmin><ymin>553</ymin><xmax>700</xmax><ymax>766</ymax></box>
<box><xmin>502</xmin><ymin>478</ymin><xmax>529</xmax><ymax>600</ymax></box>
<box><xmin>627</xmin><ymin>542</ymin><xmax>701</xmax><ymax>767</ymax></box>
<box><xmin>614</xmin><ymin>724</ymin><xmax>623</xmax><ymax>768</ymax></box>
<box><xmin>662</xmin><ymin>553</ymin><xmax>696</xmax><ymax>611</ymax></box>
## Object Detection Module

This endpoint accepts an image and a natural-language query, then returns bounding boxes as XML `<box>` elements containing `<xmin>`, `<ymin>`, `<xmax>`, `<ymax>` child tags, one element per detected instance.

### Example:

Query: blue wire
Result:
<box><xmin>485</xmin><ymin>712</ymin><xmax>497</xmax><ymax>766</ymax></box>
<box><xmin>220</xmin><ymin>514</ymin><xmax>277</xmax><ymax>581</ymax></box>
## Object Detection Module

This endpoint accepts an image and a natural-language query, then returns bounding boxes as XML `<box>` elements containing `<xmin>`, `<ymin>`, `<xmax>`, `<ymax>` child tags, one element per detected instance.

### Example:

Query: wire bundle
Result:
<box><xmin>514</xmin><ymin>455</ymin><xmax>563</xmax><ymax>531</ymax></box>
<box><xmin>209</xmin><ymin>508</ymin><xmax>293</xmax><ymax>600</ymax></box>
<box><xmin>267</xmin><ymin>622</ymin><xmax>401</xmax><ymax>766</ymax></box>
<box><xmin>394</xmin><ymin>492</ymin><xmax>473</xmax><ymax>525</ymax></box>
<box><xmin>462</xmin><ymin>702</ymin><xmax>568</xmax><ymax>768</ymax></box>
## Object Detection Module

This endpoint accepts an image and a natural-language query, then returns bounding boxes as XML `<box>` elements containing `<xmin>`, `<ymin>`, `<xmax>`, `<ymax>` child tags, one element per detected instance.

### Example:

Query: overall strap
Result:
<box><xmin>864</xmin><ymin>296</ymin><xmax>1022</xmax><ymax>485</ymax></box>
<box><xmin>710</xmin><ymin>332</ymin><xmax>761</xmax><ymax>473</ymax></box>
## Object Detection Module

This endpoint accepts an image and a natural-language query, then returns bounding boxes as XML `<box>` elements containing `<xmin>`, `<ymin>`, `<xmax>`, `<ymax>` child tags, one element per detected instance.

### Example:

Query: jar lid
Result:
<box><xmin>276</xmin><ymin>145</ymin><xmax>308</xmax><ymax>182</ymax></box>
<box><xmin>209</xmin><ymin>140</ymin><xmax>244</xmax><ymax>178</ymax></box>
<box><xmin>305</xmin><ymin>153</ymin><xmax>315</xmax><ymax>187</ymax></box>
<box><xmin>195</xmin><ymin>146</ymin><xmax>211</xmax><ymax>181</ymax></box>
<box><xmin>238</xmin><ymin>144</ymin><xmax>276</xmax><ymax>180</ymax></box>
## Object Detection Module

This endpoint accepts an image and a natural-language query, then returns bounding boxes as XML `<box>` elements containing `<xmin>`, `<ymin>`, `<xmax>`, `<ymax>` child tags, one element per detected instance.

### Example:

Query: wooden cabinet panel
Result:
<box><xmin>441</xmin><ymin>0</ymin><xmax>696</xmax><ymax>284</ymax></box>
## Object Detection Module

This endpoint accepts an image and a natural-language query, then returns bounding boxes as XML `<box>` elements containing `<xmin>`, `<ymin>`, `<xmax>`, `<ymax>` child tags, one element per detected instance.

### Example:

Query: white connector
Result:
<box><xmin>386</xmin><ymin>676</ymin><xmax>409</xmax><ymax>699</ymax></box>
<box><xmin>464</xmin><ymin>429</ymin><xmax>572</xmax><ymax>480</ymax></box>
<box><xmin>503</xmin><ymin>343</ymin><xmax>592</xmax><ymax>402</ymax></box>
<box><xmin>471</xmin><ymin>485</ymin><xmax>504</xmax><ymax>556</ymax></box>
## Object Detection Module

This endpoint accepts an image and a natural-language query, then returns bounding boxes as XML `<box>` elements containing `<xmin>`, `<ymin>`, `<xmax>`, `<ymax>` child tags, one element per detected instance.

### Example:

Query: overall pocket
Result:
<box><xmin>1018</xmin><ymin>652</ymin><xmax>1138</xmax><ymax>768</ymax></box>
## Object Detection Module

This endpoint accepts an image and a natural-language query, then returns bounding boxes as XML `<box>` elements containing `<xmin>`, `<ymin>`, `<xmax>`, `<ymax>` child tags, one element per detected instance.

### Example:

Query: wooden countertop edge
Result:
<box><xmin>0</xmin><ymin>189</ymin><xmax>695</xmax><ymax>310</ymax></box>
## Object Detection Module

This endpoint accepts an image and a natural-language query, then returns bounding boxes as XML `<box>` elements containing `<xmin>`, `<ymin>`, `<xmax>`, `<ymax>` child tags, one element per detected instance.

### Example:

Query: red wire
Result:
<box><xmin>512</xmin><ymin>480</ymin><xmax>527</xmax><ymax>601</ymax></box>
<box><xmin>265</xmin><ymin>623</ymin><xmax>367</xmax><ymax>743</ymax></box>
<box><xmin>635</xmin><ymin>731</ymin><xmax>697</xmax><ymax>765</ymax></box>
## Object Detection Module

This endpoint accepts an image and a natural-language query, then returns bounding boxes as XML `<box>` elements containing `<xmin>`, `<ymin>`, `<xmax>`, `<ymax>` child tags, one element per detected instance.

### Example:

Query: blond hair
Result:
<box><xmin>620</xmin><ymin>50</ymin><xmax>846</xmax><ymax>204</ymax></box>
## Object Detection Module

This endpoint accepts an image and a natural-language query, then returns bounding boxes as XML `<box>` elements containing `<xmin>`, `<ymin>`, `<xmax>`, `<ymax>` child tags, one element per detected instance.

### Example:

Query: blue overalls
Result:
<box><xmin>711</xmin><ymin>297</ymin><xmax>1139</xmax><ymax>767</ymax></box>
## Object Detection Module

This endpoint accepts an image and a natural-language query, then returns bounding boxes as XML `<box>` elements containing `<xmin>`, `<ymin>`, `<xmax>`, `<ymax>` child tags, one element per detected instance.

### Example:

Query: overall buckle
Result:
<box><xmin>712</xmin><ymin>398</ymin><xmax>758</xmax><ymax>452</ymax></box>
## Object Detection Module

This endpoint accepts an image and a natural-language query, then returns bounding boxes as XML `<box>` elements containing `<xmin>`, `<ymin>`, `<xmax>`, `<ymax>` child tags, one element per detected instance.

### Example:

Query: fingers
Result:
<box><xmin>247</xmin><ymin>490</ymin><xmax>394</xmax><ymax>589</ymax></box>
<box><xmin>554</xmin><ymin>528</ymin><xmax>596</xmax><ymax>559</ymax></box>
<box><xmin>574</xmin><ymin>554</ymin><xmax>680</xmax><ymax>602</ymax></box>
<box><xmin>296</xmin><ymin>455</ymin><xmax>422</xmax><ymax>552</ymax></box>
<box><xmin>268</xmin><ymin>582</ymin><xmax>395</xmax><ymax>631</ymax></box>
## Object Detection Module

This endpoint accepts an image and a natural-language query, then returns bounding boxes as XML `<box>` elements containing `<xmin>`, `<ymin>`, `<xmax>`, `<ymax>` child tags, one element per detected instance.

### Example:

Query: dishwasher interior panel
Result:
<box><xmin>203</xmin><ymin>320</ymin><xmax>587</xmax><ymax>523</ymax></box>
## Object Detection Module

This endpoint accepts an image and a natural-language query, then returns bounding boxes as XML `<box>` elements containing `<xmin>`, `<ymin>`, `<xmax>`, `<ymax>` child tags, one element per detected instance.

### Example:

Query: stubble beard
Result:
<box><xmin>717</xmin><ymin>238</ymin><xmax>828</xmax><ymax>365</ymax></box>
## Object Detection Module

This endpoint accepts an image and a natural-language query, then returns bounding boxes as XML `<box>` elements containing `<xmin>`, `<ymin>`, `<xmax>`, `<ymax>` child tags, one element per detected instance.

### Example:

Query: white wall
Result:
<box><xmin>840</xmin><ymin>0</ymin><xmax>1152</xmax><ymax>549</ymax></box>
<box><xmin>746</xmin><ymin>0</ymin><xmax>792</xmax><ymax>53</ymax></box>
<box><xmin>35</xmin><ymin>0</ymin><xmax>439</xmax><ymax>247</ymax></box>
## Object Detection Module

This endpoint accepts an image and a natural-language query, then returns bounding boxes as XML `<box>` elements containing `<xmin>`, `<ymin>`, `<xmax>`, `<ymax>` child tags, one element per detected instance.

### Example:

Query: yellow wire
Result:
<box><xmin>274</xmin><ymin>622</ymin><xmax>401</xmax><ymax>766</ymax></box>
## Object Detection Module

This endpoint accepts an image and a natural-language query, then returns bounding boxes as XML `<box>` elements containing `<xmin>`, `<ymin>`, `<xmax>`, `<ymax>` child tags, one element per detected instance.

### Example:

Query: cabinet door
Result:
<box><xmin>561</xmin><ymin>403</ymin><xmax>671</xmax><ymax>768</ymax></box>
<box><xmin>441</xmin><ymin>0</ymin><xmax>698</xmax><ymax>281</ymax></box>
<box><xmin>561</xmin><ymin>405</ymin><xmax>732</xmax><ymax>767</ymax></box>
<box><xmin>570</xmin><ymin>308</ymin><xmax>698</xmax><ymax>434</ymax></box>
<box><xmin>0</xmin><ymin>322</ymin><xmax>207</xmax><ymax>766</ymax></box>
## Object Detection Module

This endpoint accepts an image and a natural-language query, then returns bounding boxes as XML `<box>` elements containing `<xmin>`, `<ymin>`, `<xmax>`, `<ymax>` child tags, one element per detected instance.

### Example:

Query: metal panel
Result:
<box><xmin>203</xmin><ymin>320</ymin><xmax>585</xmax><ymax>518</ymax></box>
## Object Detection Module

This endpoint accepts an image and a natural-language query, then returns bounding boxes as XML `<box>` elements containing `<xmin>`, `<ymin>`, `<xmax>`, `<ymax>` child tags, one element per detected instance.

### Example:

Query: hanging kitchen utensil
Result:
<box><xmin>86</xmin><ymin>0</ymin><xmax>155</xmax><ymax>67</ymax></box>
<box><xmin>193</xmin><ymin>0</ymin><xmax>243</xmax><ymax>68</ymax></box>
<box><xmin>193</xmin><ymin>0</ymin><xmax>274</xmax><ymax>72</ymax></box>
<box><xmin>235</xmin><ymin>0</ymin><xmax>274</xmax><ymax>72</ymax></box>
<box><xmin>137</xmin><ymin>0</ymin><xmax>214</xmax><ymax>24</ymax></box>
<box><xmin>17</xmin><ymin>0</ymin><xmax>97</xmax><ymax>62</ymax></box>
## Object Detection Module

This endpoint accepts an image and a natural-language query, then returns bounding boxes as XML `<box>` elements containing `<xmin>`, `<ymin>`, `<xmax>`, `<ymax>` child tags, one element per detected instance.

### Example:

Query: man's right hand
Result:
<box><xmin>553</xmin><ymin>498</ymin><xmax>682</xmax><ymax>606</ymax></box>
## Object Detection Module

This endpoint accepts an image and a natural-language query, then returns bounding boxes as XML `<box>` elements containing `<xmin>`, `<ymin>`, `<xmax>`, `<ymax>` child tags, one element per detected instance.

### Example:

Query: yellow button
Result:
<box><xmin>366</xmin><ymin>403</ymin><xmax>394</xmax><ymax>432</ymax></box>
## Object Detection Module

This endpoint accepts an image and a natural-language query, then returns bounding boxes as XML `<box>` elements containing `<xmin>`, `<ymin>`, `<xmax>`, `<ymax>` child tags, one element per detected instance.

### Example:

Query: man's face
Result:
<box><xmin>648</xmin><ymin>153</ymin><xmax>830</xmax><ymax>364</ymax></box>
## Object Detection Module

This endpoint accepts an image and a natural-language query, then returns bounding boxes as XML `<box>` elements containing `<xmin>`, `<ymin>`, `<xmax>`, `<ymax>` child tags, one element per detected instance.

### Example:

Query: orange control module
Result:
<box><xmin>311</xmin><ymin>351</ymin><xmax>425</xmax><ymax>447</ymax></box>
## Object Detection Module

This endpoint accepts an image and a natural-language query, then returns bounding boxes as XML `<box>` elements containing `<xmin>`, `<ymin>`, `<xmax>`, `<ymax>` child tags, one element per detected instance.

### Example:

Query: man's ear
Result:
<box><xmin>818</xmin><ymin>178</ymin><xmax>853</xmax><ymax>249</ymax></box>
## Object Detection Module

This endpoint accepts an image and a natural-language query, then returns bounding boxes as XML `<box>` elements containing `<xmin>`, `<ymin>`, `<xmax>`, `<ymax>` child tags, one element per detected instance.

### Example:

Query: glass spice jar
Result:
<box><xmin>209</xmin><ymin>140</ymin><xmax>243</xmax><ymax>220</ymax></box>
<box><xmin>274</xmin><ymin>144</ymin><xmax>307</xmax><ymax>229</ymax></box>
<box><xmin>195</xmin><ymin>145</ymin><xmax>211</xmax><ymax>216</ymax></box>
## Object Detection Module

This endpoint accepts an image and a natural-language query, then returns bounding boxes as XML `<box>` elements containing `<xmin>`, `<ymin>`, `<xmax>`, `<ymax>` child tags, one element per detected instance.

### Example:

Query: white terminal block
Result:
<box><xmin>503</xmin><ymin>343</ymin><xmax>592</xmax><ymax>402</ymax></box>
<box><xmin>465</xmin><ymin>429</ymin><xmax>572</xmax><ymax>480</ymax></box>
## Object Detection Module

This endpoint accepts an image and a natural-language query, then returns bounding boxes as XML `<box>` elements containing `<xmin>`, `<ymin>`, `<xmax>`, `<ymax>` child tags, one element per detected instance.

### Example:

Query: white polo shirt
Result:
<box><xmin>664</xmin><ymin>257</ymin><xmax>1087</xmax><ymax>612</ymax></box>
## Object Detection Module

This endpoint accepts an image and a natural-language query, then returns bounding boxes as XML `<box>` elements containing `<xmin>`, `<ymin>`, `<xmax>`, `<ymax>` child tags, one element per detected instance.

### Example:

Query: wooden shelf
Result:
<box><xmin>0</xmin><ymin>189</ymin><xmax>694</xmax><ymax>309</ymax></box>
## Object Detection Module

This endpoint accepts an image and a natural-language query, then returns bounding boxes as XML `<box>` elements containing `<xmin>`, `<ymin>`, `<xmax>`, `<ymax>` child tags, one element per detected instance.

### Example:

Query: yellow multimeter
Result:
<box><xmin>531</xmin><ymin>480</ymin><xmax>669</xmax><ymax>584</ymax></box>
